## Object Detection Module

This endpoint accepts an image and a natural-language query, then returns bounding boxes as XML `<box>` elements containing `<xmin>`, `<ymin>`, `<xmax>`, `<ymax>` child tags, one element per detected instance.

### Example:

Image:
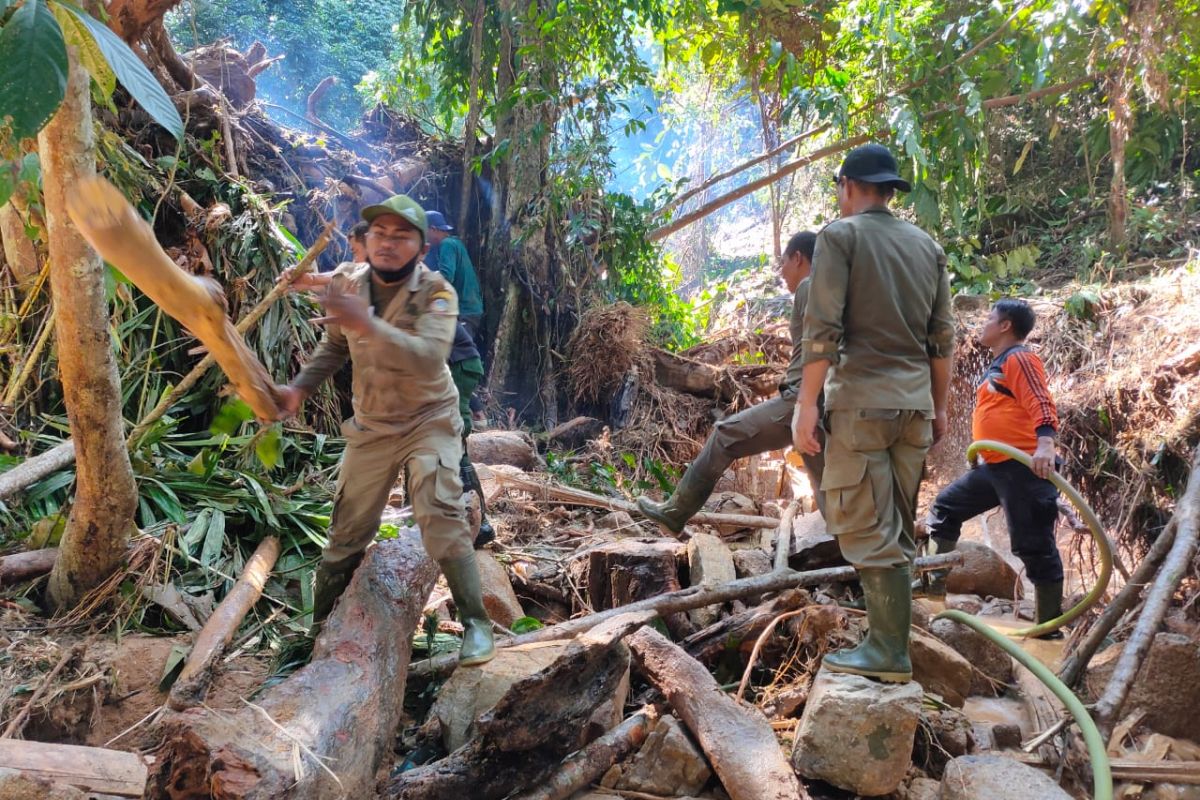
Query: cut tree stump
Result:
<box><xmin>588</xmin><ymin>540</ymin><xmax>692</xmax><ymax>638</ymax></box>
<box><xmin>388</xmin><ymin>612</ymin><xmax>654</xmax><ymax>800</ymax></box>
<box><xmin>148</xmin><ymin>532</ymin><xmax>437</xmax><ymax>799</ymax></box>
<box><xmin>629</xmin><ymin>627</ymin><xmax>806</xmax><ymax>800</ymax></box>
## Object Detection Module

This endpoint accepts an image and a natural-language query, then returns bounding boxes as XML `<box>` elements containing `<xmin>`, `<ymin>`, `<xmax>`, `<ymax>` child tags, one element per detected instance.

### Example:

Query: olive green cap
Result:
<box><xmin>360</xmin><ymin>195</ymin><xmax>428</xmax><ymax>241</ymax></box>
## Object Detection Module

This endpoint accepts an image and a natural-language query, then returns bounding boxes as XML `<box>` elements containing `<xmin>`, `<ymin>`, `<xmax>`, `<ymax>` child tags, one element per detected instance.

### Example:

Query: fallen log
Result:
<box><xmin>0</xmin><ymin>548</ymin><xmax>59</xmax><ymax>585</ymax></box>
<box><xmin>65</xmin><ymin>177</ymin><xmax>281</xmax><ymax>421</ymax></box>
<box><xmin>650</xmin><ymin>348</ymin><xmax>734</xmax><ymax>400</ymax></box>
<box><xmin>0</xmin><ymin>739</ymin><xmax>147</xmax><ymax>798</ymax></box>
<box><xmin>0</xmin><ymin>442</ymin><xmax>75</xmax><ymax>502</ymax></box>
<box><xmin>682</xmin><ymin>588</ymin><xmax>810</xmax><ymax>664</ymax></box>
<box><xmin>1094</xmin><ymin>445</ymin><xmax>1200</xmax><ymax>738</ymax></box>
<box><xmin>148</xmin><ymin>532</ymin><xmax>437</xmax><ymax>799</ymax></box>
<box><xmin>628</xmin><ymin>626</ymin><xmax>805</xmax><ymax>800</ymax></box>
<box><xmin>168</xmin><ymin>536</ymin><xmax>280</xmax><ymax>711</ymax></box>
<box><xmin>512</xmin><ymin>708</ymin><xmax>656</xmax><ymax>800</ymax></box>
<box><xmin>410</xmin><ymin>552</ymin><xmax>963</xmax><ymax>678</ymax></box>
<box><xmin>387</xmin><ymin>612</ymin><xmax>653</xmax><ymax>800</ymax></box>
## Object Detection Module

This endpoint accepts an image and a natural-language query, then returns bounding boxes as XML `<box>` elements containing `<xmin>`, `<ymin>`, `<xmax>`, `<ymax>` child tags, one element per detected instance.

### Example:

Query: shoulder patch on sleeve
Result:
<box><xmin>428</xmin><ymin>289</ymin><xmax>456</xmax><ymax>315</ymax></box>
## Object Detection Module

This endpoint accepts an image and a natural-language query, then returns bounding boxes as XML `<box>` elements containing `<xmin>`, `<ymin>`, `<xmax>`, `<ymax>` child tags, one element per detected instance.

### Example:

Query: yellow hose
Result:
<box><xmin>964</xmin><ymin>440</ymin><xmax>1114</xmax><ymax>638</ymax></box>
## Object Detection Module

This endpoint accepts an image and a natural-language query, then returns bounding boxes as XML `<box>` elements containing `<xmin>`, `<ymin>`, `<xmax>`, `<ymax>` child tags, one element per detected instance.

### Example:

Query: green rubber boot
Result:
<box><xmin>440</xmin><ymin>553</ymin><xmax>496</xmax><ymax>666</ymax></box>
<box><xmin>1034</xmin><ymin>580</ymin><xmax>1065</xmax><ymax>640</ymax></box>
<box><xmin>824</xmin><ymin>566</ymin><xmax>913</xmax><ymax>683</ymax></box>
<box><xmin>635</xmin><ymin>453</ymin><xmax>723</xmax><ymax>534</ymax></box>
<box><xmin>914</xmin><ymin>537</ymin><xmax>956</xmax><ymax>599</ymax></box>
<box><xmin>309</xmin><ymin>556</ymin><xmax>360</xmax><ymax>637</ymax></box>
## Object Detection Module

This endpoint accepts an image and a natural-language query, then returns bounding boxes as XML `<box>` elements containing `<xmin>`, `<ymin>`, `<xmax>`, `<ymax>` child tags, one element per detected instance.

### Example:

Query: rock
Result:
<box><xmin>705</xmin><ymin>491</ymin><xmax>756</xmax><ymax>515</ymax></box>
<box><xmin>946</xmin><ymin>543</ymin><xmax>1022</xmax><ymax>600</ymax></box>
<box><xmin>946</xmin><ymin>594</ymin><xmax>984</xmax><ymax>615</ymax></box>
<box><xmin>940</xmin><ymin>755</ymin><xmax>1072</xmax><ymax>799</ymax></box>
<box><xmin>991</xmin><ymin>723</ymin><xmax>1022</xmax><ymax>749</ymax></box>
<box><xmin>546</xmin><ymin>416</ymin><xmax>606</xmax><ymax>450</ymax></box>
<box><xmin>1141</xmin><ymin>784</ymin><xmax>1200</xmax><ymax>800</ymax></box>
<box><xmin>900</xmin><ymin>776</ymin><xmax>941</xmax><ymax>800</ymax></box>
<box><xmin>1085</xmin><ymin>633</ymin><xmax>1200</xmax><ymax>741</ymax></box>
<box><xmin>731</xmin><ymin>548</ymin><xmax>772</xmax><ymax>579</ymax></box>
<box><xmin>913</xmin><ymin>707</ymin><xmax>974</xmax><ymax>776</ymax></box>
<box><xmin>910</xmin><ymin>628</ymin><xmax>973</xmax><ymax>708</ymax></box>
<box><xmin>604</xmin><ymin>715</ymin><xmax>712</xmax><ymax>796</ymax></box>
<box><xmin>467</xmin><ymin>430</ymin><xmax>539</xmax><ymax>469</ymax></box>
<box><xmin>788</xmin><ymin>513</ymin><xmax>846</xmax><ymax>571</ymax></box>
<box><xmin>0</xmin><ymin>769</ymin><xmax>88</xmax><ymax>799</ymax></box>
<box><xmin>595</xmin><ymin>510</ymin><xmax>637</xmax><ymax>531</ymax></box>
<box><xmin>686</xmin><ymin>533</ymin><xmax>736</xmax><ymax>627</ymax></box>
<box><xmin>792</xmin><ymin>669</ymin><xmax>923</xmax><ymax>796</ymax></box>
<box><xmin>431</xmin><ymin>641</ymin><xmax>629</xmax><ymax>751</ymax></box>
<box><xmin>930</xmin><ymin>617</ymin><xmax>1014</xmax><ymax>696</ymax></box>
<box><xmin>474</xmin><ymin>551</ymin><xmax>524</xmax><ymax>627</ymax></box>
<box><xmin>912</xmin><ymin>599</ymin><xmax>935</xmax><ymax>630</ymax></box>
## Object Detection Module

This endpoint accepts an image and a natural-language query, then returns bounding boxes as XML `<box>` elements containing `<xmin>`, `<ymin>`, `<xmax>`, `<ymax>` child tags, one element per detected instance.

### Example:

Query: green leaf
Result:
<box><xmin>56</xmin><ymin>1</ymin><xmax>184</xmax><ymax>140</ymax></box>
<box><xmin>51</xmin><ymin>2</ymin><xmax>114</xmax><ymax>99</ymax></box>
<box><xmin>210</xmin><ymin>399</ymin><xmax>255</xmax><ymax>436</ymax></box>
<box><xmin>199</xmin><ymin>508</ymin><xmax>226</xmax><ymax>568</ymax></box>
<box><xmin>254</xmin><ymin>426</ymin><xmax>282</xmax><ymax>471</ymax></box>
<box><xmin>0</xmin><ymin>0</ymin><xmax>68</xmax><ymax>142</ymax></box>
<box><xmin>0</xmin><ymin>162</ymin><xmax>13</xmax><ymax>207</ymax></box>
<box><xmin>510</xmin><ymin>616</ymin><xmax>544</xmax><ymax>634</ymax></box>
<box><xmin>158</xmin><ymin>643</ymin><xmax>189</xmax><ymax>691</ymax></box>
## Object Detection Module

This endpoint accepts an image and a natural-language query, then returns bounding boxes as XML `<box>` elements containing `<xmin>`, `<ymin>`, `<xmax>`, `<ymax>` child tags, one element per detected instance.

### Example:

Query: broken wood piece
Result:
<box><xmin>305</xmin><ymin>76</ymin><xmax>337</xmax><ymax>126</ymax></box>
<box><xmin>683</xmin><ymin>588</ymin><xmax>810</xmax><ymax>664</ymax></box>
<box><xmin>774</xmin><ymin>501</ymin><xmax>799</xmax><ymax>573</ymax></box>
<box><xmin>388</xmin><ymin>612</ymin><xmax>649</xmax><ymax>799</ymax></box>
<box><xmin>650</xmin><ymin>348</ymin><xmax>735</xmax><ymax>400</ymax></box>
<box><xmin>512</xmin><ymin>708</ymin><xmax>656</xmax><ymax>800</ymax></box>
<box><xmin>411</xmin><ymin>552</ymin><xmax>964</xmax><ymax>678</ymax></box>
<box><xmin>0</xmin><ymin>740</ymin><xmax>147</xmax><ymax>798</ymax></box>
<box><xmin>0</xmin><ymin>548</ymin><xmax>58</xmax><ymax>585</ymax></box>
<box><xmin>1013</xmin><ymin>752</ymin><xmax>1200</xmax><ymax>784</ymax></box>
<box><xmin>628</xmin><ymin>626</ymin><xmax>806</xmax><ymax>800</ymax></box>
<box><xmin>167</xmin><ymin>535</ymin><xmax>280</xmax><ymax>711</ymax></box>
<box><xmin>588</xmin><ymin>540</ymin><xmax>692</xmax><ymax>638</ymax></box>
<box><xmin>0</xmin><ymin>442</ymin><xmax>75</xmax><ymax>502</ymax></box>
<box><xmin>149</xmin><ymin>532</ymin><xmax>437</xmax><ymax>799</ymax></box>
<box><xmin>65</xmin><ymin>177</ymin><xmax>281</xmax><ymax>421</ymax></box>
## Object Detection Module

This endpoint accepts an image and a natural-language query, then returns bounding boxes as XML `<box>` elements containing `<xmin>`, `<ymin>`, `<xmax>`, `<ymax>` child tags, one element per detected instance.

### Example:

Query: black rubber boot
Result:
<box><xmin>461</xmin><ymin>460</ymin><xmax>495</xmax><ymax>548</ymax></box>
<box><xmin>824</xmin><ymin>566</ymin><xmax>913</xmax><ymax>683</ymax></box>
<box><xmin>309</xmin><ymin>555</ymin><xmax>361</xmax><ymax>637</ymax></box>
<box><xmin>440</xmin><ymin>552</ymin><xmax>496</xmax><ymax>666</ymax></box>
<box><xmin>1033</xmin><ymin>580</ymin><xmax>1065</xmax><ymax>640</ymax></box>
<box><xmin>913</xmin><ymin>537</ymin><xmax>956</xmax><ymax>599</ymax></box>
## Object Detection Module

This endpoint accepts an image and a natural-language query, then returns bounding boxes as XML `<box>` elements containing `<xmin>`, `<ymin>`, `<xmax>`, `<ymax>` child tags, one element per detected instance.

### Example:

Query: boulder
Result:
<box><xmin>602</xmin><ymin>715</ymin><xmax>712</xmax><ymax>796</ymax></box>
<box><xmin>686</xmin><ymin>533</ymin><xmax>737</xmax><ymax>627</ymax></box>
<box><xmin>913</xmin><ymin>707</ymin><xmax>974</xmax><ymax>775</ymax></box>
<box><xmin>1085</xmin><ymin>633</ymin><xmax>1200</xmax><ymax>741</ymax></box>
<box><xmin>431</xmin><ymin>641</ymin><xmax>629</xmax><ymax>751</ymax></box>
<box><xmin>946</xmin><ymin>594</ymin><xmax>984</xmax><ymax>615</ymax></box>
<box><xmin>940</xmin><ymin>755</ymin><xmax>1072</xmax><ymax>799</ymax></box>
<box><xmin>930</xmin><ymin>617</ymin><xmax>1014</xmax><ymax>696</ymax></box>
<box><xmin>910</xmin><ymin>628</ymin><xmax>973</xmax><ymax>708</ymax></box>
<box><xmin>912</xmin><ymin>599</ymin><xmax>935</xmax><ymax>630</ymax></box>
<box><xmin>900</xmin><ymin>777</ymin><xmax>941</xmax><ymax>800</ymax></box>
<box><xmin>945</xmin><ymin>542</ymin><xmax>1022</xmax><ymax>600</ymax></box>
<box><xmin>792</xmin><ymin>669</ymin><xmax>923</xmax><ymax>796</ymax></box>
<box><xmin>467</xmin><ymin>430</ymin><xmax>539</xmax><ymax>469</ymax></box>
<box><xmin>474</xmin><ymin>551</ymin><xmax>524</xmax><ymax>627</ymax></box>
<box><xmin>595</xmin><ymin>510</ymin><xmax>637</xmax><ymax>532</ymax></box>
<box><xmin>731</xmin><ymin>548</ymin><xmax>773</xmax><ymax>579</ymax></box>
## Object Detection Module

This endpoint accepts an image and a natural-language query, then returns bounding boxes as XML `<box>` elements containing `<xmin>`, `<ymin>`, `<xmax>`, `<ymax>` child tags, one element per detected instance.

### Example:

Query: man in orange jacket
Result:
<box><xmin>923</xmin><ymin>299</ymin><xmax>1064</xmax><ymax>637</ymax></box>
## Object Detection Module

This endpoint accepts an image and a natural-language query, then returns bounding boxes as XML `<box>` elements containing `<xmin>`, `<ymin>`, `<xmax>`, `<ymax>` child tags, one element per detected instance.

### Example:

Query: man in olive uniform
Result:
<box><xmin>275</xmin><ymin>195</ymin><xmax>495</xmax><ymax>666</ymax></box>
<box><xmin>793</xmin><ymin>143</ymin><xmax>954</xmax><ymax>683</ymax></box>
<box><xmin>449</xmin><ymin>320</ymin><xmax>495</xmax><ymax>546</ymax></box>
<box><xmin>637</xmin><ymin>231</ymin><xmax>825</xmax><ymax>532</ymax></box>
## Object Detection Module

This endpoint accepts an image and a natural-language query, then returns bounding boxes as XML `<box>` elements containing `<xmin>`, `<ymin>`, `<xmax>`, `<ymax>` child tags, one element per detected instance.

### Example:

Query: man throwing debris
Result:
<box><xmin>793</xmin><ymin>143</ymin><xmax>954</xmax><ymax>683</ymax></box>
<box><xmin>275</xmin><ymin>195</ymin><xmax>495</xmax><ymax>666</ymax></box>
<box><xmin>637</xmin><ymin>231</ymin><xmax>826</xmax><ymax>533</ymax></box>
<box><xmin>922</xmin><ymin>299</ymin><xmax>1065</xmax><ymax>637</ymax></box>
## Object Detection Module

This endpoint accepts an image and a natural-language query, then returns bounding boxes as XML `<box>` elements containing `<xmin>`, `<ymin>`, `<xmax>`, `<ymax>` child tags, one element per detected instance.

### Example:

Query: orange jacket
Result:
<box><xmin>971</xmin><ymin>345</ymin><xmax>1058</xmax><ymax>463</ymax></box>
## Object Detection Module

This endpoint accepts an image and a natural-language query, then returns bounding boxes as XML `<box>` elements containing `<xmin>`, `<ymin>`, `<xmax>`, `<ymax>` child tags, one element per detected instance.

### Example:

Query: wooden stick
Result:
<box><xmin>0</xmin><ymin>441</ymin><xmax>75</xmax><ymax>502</ymax></box>
<box><xmin>167</xmin><ymin>536</ymin><xmax>280</xmax><ymax>711</ymax></box>
<box><xmin>493</xmin><ymin>471</ymin><xmax>781</xmax><ymax>531</ymax></box>
<box><xmin>1093</xmin><ymin>446</ymin><xmax>1200</xmax><ymax>737</ymax></box>
<box><xmin>629</xmin><ymin>627</ymin><xmax>806</xmax><ymax>800</ymax></box>
<box><xmin>410</xmin><ymin>552</ymin><xmax>963</xmax><ymax>678</ymax></box>
<box><xmin>774</xmin><ymin>501</ymin><xmax>799</xmax><ymax>573</ymax></box>
<box><xmin>0</xmin><ymin>548</ymin><xmax>59</xmax><ymax>586</ymax></box>
<box><xmin>0</xmin><ymin>739</ymin><xmax>148</xmax><ymax>797</ymax></box>
<box><xmin>1013</xmin><ymin>752</ymin><xmax>1200</xmax><ymax>784</ymax></box>
<box><xmin>512</xmin><ymin>708</ymin><xmax>656</xmax><ymax>800</ymax></box>
<box><xmin>2</xmin><ymin>642</ymin><xmax>85</xmax><ymax>739</ymax></box>
<box><xmin>1058</xmin><ymin>518</ymin><xmax>1178</xmax><ymax>686</ymax></box>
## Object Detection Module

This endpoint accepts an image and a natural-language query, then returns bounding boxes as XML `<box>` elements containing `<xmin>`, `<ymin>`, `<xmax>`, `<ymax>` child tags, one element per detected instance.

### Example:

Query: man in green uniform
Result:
<box><xmin>449</xmin><ymin>320</ymin><xmax>495</xmax><ymax>546</ymax></box>
<box><xmin>637</xmin><ymin>231</ymin><xmax>826</xmax><ymax>532</ymax></box>
<box><xmin>275</xmin><ymin>195</ymin><xmax>495</xmax><ymax>666</ymax></box>
<box><xmin>425</xmin><ymin>210</ymin><xmax>484</xmax><ymax>337</ymax></box>
<box><xmin>793</xmin><ymin>143</ymin><xmax>954</xmax><ymax>683</ymax></box>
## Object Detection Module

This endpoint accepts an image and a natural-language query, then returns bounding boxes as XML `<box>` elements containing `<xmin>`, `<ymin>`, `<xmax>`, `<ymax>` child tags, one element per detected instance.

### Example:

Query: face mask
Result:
<box><xmin>370</xmin><ymin>253</ymin><xmax>420</xmax><ymax>284</ymax></box>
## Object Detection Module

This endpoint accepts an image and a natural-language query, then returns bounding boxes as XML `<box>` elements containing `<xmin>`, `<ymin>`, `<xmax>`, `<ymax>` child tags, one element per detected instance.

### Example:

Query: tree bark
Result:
<box><xmin>0</xmin><ymin>548</ymin><xmax>59</xmax><ymax>586</ymax></box>
<box><xmin>1107</xmin><ymin>70</ymin><xmax>1131</xmax><ymax>252</ymax></box>
<box><xmin>105</xmin><ymin>0</ymin><xmax>184</xmax><ymax>43</ymax></box>
<box><xmin>38</xmin><ymin>48</ymin><xmax>138</xmax><ymax>612</ymax></box>
<box><xmin>629</xmin><ymin>627</ymin><xmax>805</xmax><ymax>800</ymax></box>
<box><xmin>148</xmin><ymin>532</ymin><xmax>438</xmax><ymax>800</ymax></box>
<box><xmin>457</xmin><ymin>0</ymin><xmax>487</xmax><ymax>233</ymax></box>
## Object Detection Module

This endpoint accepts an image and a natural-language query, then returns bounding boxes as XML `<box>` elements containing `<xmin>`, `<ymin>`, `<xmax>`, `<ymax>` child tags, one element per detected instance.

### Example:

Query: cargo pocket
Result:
<box><xmin>820</xmin><ymin>451</ymin><xmax>879</xmax><ymax>536</ymax></box>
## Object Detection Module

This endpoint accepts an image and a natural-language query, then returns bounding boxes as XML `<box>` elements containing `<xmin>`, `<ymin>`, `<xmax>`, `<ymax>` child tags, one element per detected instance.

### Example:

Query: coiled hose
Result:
<box><xmin>964</xmin><ymin>440</ymin><xmax>1114</xmax><ymax>639</ymax></box>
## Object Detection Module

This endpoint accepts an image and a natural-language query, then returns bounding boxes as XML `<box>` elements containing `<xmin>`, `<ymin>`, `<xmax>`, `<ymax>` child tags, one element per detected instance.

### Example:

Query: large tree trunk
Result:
<box><xmin>148</xmin><ymin>532</ymin><xmax>438</xmax><ymax>799</ymax></box>
<box><xmin>457</xmin><ymin>0</ymin><xmax>487</xmax><ymax>234</ymax></box>
<box><xmin>38</xmin><ymin>47</ymin><xmax>138</xmax><ymax>612</ymax></box>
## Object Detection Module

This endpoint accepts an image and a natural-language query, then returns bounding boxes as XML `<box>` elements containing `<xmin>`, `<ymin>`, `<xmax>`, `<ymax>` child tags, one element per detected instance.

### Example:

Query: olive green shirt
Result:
<box><xmin>782</xmin><ymin>276</ymin><xmax>810</xmax><ymax>392</ymax></box>
<box><xmin>294</xmin><ymin>261</ymin><xmax>461</xmax><ymax>433</ymax></box>
<box><xmin>801</xmin><ymin>208</ymin><xmax>954</xmax><ymax>411</ymax></box>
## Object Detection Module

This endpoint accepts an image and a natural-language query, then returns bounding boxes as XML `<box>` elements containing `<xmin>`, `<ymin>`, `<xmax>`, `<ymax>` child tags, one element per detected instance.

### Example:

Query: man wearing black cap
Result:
<box><xmin>792</xmin><ymin>143</ymin><xmax>954</xmax><ymax>683</ymax></box>
<box><xmin>425</xmin><ymin>210</ymin><xmax>484</xmax><ymax>337</ymax></box>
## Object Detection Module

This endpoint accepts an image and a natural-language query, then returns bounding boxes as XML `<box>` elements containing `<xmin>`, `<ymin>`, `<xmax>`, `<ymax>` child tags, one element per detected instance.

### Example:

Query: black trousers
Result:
<box><xmin>925</xmin><ymin>459</ymin><xmax>1063</xmax><ymax>584</ymax></box>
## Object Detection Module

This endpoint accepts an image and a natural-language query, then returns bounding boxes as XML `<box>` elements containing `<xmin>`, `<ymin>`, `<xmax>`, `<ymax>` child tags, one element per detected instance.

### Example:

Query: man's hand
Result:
<box><xmin>277</xmin><ymin>267</ymin><xmax>332</xmax><ymax>293</ymax></box>
<box><xmin>1031</xmin><ymin>436</ymin><xmax>1056</xmax><ymax>479</ymax></box>
<box><xmin>932</xmin><ymin>410</ymin><xmax>949</xmax><ymax>445</ymax></box>
<box><xmin>792</xmin><ymin>402</ymin><xmax>823</xmax><ymax>456</ymax></box>
<box><xmin>274</xmin><ymin>384</ymin><xmax>307</xmax><ymax>419</ymax></box>
<box><xmin>312</xmin><ymin>283</ymin><xmax>373</xmax><ymax>335</ymax></box>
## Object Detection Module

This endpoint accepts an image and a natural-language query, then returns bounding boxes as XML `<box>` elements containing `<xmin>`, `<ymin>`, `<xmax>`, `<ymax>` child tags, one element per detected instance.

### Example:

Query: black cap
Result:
<box><xmin>836</xmin><ymin>143</ymin><xmax>911</xmax><ymax>192</ymax></box>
